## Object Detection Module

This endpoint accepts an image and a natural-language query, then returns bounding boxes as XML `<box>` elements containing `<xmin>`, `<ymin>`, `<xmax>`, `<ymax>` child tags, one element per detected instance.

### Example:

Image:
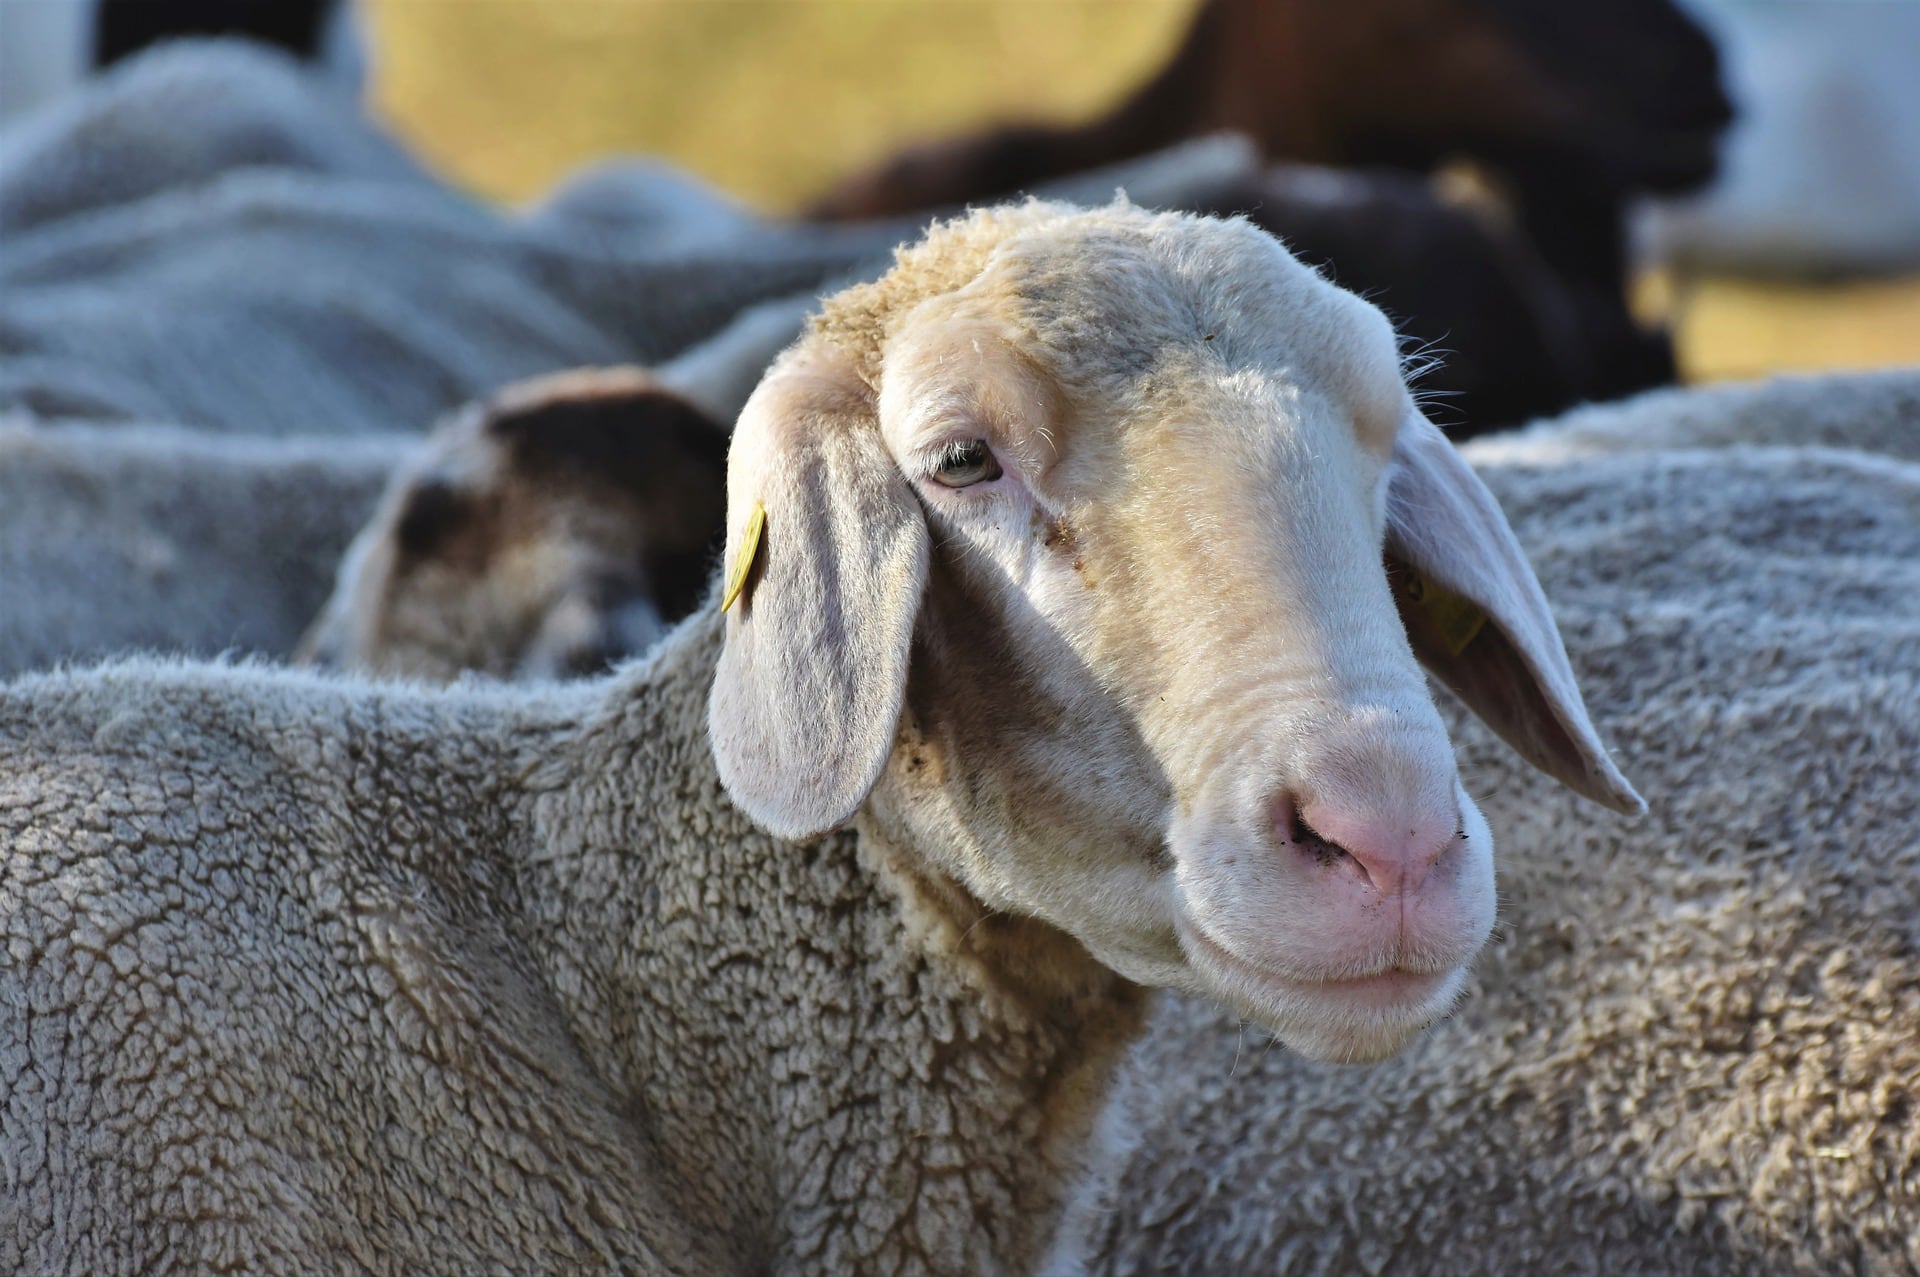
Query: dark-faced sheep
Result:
<box><xmin>298</xmin><ymin>367</ymin><xmax>730</xmax><ymax>681</ymax></box>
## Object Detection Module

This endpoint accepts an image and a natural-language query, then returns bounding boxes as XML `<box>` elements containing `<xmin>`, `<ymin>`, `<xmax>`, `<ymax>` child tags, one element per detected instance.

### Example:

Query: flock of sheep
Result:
<box><xmin>4</xmin><ymin>7</ymin><xmax>1920</xmax><ymax>1277</ymax></box>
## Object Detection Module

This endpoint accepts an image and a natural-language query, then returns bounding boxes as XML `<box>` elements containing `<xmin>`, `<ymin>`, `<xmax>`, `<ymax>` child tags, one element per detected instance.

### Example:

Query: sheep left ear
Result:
<box><xmin>1384</xmin><ymin>406</ymin><xmax>1644</xmax><ymax>814</ymax></box>
<box><xmin>708</xmin><ymin>350</ymin><xmax>929</xmax><ymax>840</ymax></box>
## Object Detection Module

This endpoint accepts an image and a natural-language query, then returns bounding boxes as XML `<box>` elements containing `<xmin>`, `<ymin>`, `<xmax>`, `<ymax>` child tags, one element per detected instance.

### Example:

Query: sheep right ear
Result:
<box><xmin>708</xmin><ymin>351</ymin><xmax>929</xmax><ymax>840</ymax></box>
<box><xmin>1385</xmin><ymin>406</ymin><xmax>1644</xmax><ymax>814</ymax></box>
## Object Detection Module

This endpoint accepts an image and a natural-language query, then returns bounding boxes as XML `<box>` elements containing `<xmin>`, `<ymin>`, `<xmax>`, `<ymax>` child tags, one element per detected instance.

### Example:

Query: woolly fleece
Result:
<box><xmin>0</xmin><ymin>42</ymin><xmax>1254</xmax><ymax>436</ymax></box>
<box><xmin>0</xmin><ymin>606</ymin><xmax>1147</xmax><ymax>1276</ymax></box>
<box><xmin>1473</xmin><ymin>365</ymin><xmax>1920</xmax><ymax>464</ymax></box>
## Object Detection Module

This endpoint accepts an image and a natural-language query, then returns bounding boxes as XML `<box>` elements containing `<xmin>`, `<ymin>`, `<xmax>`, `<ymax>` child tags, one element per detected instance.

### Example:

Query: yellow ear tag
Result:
<box><xmin>720</xmin><ymin>501</ymin><xmax>766</xmax><ymax>614</ymax></box>
<box><xmin>1397</xmin><ymin>566</ymin><xmax>1488</xmax><ymax>658</ymax></box>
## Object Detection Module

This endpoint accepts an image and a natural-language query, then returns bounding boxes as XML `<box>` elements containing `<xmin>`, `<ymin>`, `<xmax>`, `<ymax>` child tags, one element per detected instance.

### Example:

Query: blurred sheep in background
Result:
<box><xmin>295</xmin><ymin>367</ymin><xmax>730</xmax><ymax>683</ymax></box>
<box><xmin>805</xmin><ymin>0</ymin><xmax>1737</xmax><ymax>431</ymax></box>
<box><xmin>1184</xmin><ymin>165</ymin><xmax>1678</xmax><ymax>433</ymax></box>
<box><xmin>0</xmin><ymin>0</ymin><xmax>363</xmax><ymax>124</ymax></box>
<box><xmin>343</xmin><ymin>0</ymin><xmax>1917</xmax><ymax>383</ymax></box>
<box><xmin>802</xmin><ymin>0</ymin><xmax>1735</xmax><ymax>433</ymax></box>
<box><xmin>90</xmin><ymin>0</ymin><xmax>358</xmax><ymax>78</ymax></box>
<box><xmin>1641</xmin><ymin>0</ymin><xmax>1920</xmax><ymax>277</ymax></box>
<box><xmin>809</xmin><ymin>0</ymin><xmax>1731</xmax><ymax>296</ymax></box>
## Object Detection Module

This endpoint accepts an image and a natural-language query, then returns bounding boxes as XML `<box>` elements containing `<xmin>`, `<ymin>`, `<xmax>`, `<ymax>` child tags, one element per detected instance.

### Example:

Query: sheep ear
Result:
<box><xmin>708</xmin><ymin>352</ymin><xmax>928</xmax><ymax>840</ymax></box>
<box><xmin>1385</xmin><ymin>407</ymin><xmax>1644</xmax><ymax>814</ymax></box>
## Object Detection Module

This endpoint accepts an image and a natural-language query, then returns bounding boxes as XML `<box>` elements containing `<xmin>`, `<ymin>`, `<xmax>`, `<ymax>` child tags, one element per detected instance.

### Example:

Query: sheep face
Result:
<box><xmin>298</xmin><ymin>368</ymin><xmax>728</xmax><ymax>682</ymax></box>
<box><xmin>711</xmin><ymin>204</ymin><xmax>1639</xmax><ymax>1062</ymax></box>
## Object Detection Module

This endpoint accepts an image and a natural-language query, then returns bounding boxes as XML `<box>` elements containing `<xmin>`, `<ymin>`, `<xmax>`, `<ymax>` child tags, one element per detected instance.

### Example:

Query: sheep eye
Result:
<box><xmin>931</xmin><ymin>440</ymin><xmax>1002</xmax><ymax>489</ymax></box>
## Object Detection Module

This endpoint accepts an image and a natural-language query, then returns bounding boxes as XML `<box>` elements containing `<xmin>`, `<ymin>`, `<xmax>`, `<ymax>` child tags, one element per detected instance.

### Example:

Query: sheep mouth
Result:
<box><xmin>1177</xmin><ymin>919</ymin><xmax>1461</xmax><ymax>1018</ymax></box>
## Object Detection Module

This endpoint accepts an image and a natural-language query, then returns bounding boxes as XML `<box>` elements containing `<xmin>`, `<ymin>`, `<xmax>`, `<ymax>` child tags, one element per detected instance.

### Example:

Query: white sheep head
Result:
<box><xmin>710</xmin><ymin>201</ymin><xmax>1640</xmax><ymax>1062</ymax></box>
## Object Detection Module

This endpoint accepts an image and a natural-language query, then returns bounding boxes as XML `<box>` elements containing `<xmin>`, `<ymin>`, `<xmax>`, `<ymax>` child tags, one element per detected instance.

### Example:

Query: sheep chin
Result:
<box><xmin>1176</xmin><ymin>917</ymin><xmax>1470</xmax><ymax>1064</ymax></box>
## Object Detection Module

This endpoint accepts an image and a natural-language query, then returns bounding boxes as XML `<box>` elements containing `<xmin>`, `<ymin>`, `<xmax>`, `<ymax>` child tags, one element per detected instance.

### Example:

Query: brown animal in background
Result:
<box><xmin>1193</xmin><ymin>166</ymin><xmax>1676</xmax><ymax>433</ymax></box>
<box><xmin>298</xmin><ymin>366</ymin><xmax>729</xmax><ymax>681</ymax></box>
<box><xmin>809</xmin><ymin>0</ymin><xmax>1730</xmax><ymax>427</ymax></box>
<box><xmin>810</xmin><ymin>0</ymin><xmax>1728</xmax><ymax>286</ymax></box>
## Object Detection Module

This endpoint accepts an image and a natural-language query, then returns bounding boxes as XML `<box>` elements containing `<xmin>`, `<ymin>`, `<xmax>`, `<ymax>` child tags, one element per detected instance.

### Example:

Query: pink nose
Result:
<box><xmin>1279</xmin><ymin>795</ymin><xmax>1459</xmax><ymax>897</ymax></box>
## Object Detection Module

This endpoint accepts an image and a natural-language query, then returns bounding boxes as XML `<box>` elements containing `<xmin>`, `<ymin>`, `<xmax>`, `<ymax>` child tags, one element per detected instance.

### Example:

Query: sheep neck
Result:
<box><xmin>523</xmin><ymin>609</ymin><xmax>1151</xmax><ymax>1276</ymax></box>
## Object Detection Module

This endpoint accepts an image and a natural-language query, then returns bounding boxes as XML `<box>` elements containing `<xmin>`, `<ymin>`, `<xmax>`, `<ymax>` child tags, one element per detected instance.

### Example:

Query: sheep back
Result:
<box><xmin>0</xmin><ymin>661</ymin><xmax>711</xmax><ymax>1275</ymax></box>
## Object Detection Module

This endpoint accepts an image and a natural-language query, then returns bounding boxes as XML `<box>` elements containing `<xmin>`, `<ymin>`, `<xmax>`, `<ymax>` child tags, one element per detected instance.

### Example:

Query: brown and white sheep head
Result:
<box><xmin>298</xmin><ymin>367</ymin><xmax>728</xmax><ymax>682</ymax></box>
<box><xmin>710</xmin><ymin>202</ymin><xmax>1639</xmax><ymax>1062</ymax></box>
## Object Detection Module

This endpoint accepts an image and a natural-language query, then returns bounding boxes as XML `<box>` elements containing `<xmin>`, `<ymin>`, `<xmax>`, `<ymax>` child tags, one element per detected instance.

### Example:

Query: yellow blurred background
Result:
<box><xmin>363</xmin><ymin>0</ymin><xmax>1920</xmax><ymax>385</ymax></box>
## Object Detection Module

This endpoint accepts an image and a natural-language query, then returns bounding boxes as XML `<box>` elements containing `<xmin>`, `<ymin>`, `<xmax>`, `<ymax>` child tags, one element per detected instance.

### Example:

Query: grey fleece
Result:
<box><xmin>1</xmin><ymin>607</ymin><xmax>1145</xmax><ymax>1276</ymax></box>
<box><xmin>0</xmin><ymin>41</ymin><xmax>1253</xmax><ymax>438</ymax></box>
<box><xmin>0</xmin><ymin>420</ymin><xmax>405</xmax><ymax>678</ymax></box>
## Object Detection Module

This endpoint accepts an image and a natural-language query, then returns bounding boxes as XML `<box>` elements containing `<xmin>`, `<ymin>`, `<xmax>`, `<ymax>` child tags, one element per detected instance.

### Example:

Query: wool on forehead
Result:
<box><xmin>810</xmin><ymin>199</ymin><xmax>1404</xmax><ymax>440</ymax></box>
<box><xmin>808</xmin><ymin>202</ymin><xmax>1301</xmax><ymax>372</ymax></box>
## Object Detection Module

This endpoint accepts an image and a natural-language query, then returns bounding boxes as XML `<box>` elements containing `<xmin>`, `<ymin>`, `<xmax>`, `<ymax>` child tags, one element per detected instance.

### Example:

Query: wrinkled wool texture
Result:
<box><xmin>0</xmin><ymin>42</ymin><xmax>1251</xmax><ymax>690</ymax></box>
<box><xmin>0</xmin><ymin>40</ymin><xmax>1253</xmax><ymax>437</ymax></box>
<box><xmin>0</xmin><ymin>607</ymin><xmax>1146</xmax><ymax>1277</ymax></box>
<box><xmin>1084</xmin><ymin>442</ymin><xmax>1920</xmax><ymax>1276</ymax></box>
<box><xmin>0</xmin><ymin>419</ymin><xmax>404</xmax><ymax>677</ymax></box>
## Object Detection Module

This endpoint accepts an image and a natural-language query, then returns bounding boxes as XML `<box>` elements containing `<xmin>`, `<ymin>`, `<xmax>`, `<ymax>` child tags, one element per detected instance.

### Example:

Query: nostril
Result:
<box><xmin>1281</xmin><ymin>800</ymin><xmax>1307</xmax><ymax>848</ymax></box>
<box><xmin>1284</xmin><ymin>794</ymin><xmax>1460</xmax><ymax>897</ymax></box>
<box><xmin>1278</xmin><ymin>798</ymin><xmax>1373</xmax><ymax>883</ymax></box>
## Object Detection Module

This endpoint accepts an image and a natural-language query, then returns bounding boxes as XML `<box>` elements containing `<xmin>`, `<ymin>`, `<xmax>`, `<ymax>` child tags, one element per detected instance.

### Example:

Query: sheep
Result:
<box><xmin>314</xmin><ymin>172</ymin><xmax>1768</xmax><ymax>685</ymax></box>
<box><xmin>326</xmin><ymin>297</ymin><xmax>1917</xmax><ymax>697</ymax></box>
<box><xmin>805</xmin><ymin>0</ymin><xmax>1731</xmax><ymax>295</ymax></box>
<box><xmin>0</xmin><ymin>38</ymin><xmax>414</xmax><ymax>241</ymax></box>
<box><xmin>0</xmin><ymin>41</ymin><xmax>898</xmax><ymax>434</ymax></box>
<box><xmin>294</xmin><ymin>365</ymin><xmax>1920</xmax><ymax>698</ymax></box>
<box><xmin>807</xmin><ymin>0</ymin><xmax>1734</xmax><ymax>429</ymax></box>
<box><xmin>0</xmin><ymin>292</ymin><xmax>807</xmax><ymax>681</ymax></box>
<box><xmin>0</xmin><ymin>45</ymin><xmax>1265</xmax><ymax>438</ymax></box>
<box><xmin>846</xmin><ymin>154</ymin><xmax>1686</xmax><ymax>432</ymax></box>
<box><xmin>0</xmin><ymin>200</ymin><xmax>1641</xmax><ymax>1275</ymax></box>
<box><xmin>1075</xmin><ymin>434</ymin><xmax>1920</xmax><ymax>1275</ymax></box>
<box><xmin>297</xmin><ymin>366</ymin><xmax>731</xmax><ymax>681</ymax></box>
<box><xmin>0</xmin><ymin>417</ymin><xmax>405</xmax><ymax>678</ymax></box>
